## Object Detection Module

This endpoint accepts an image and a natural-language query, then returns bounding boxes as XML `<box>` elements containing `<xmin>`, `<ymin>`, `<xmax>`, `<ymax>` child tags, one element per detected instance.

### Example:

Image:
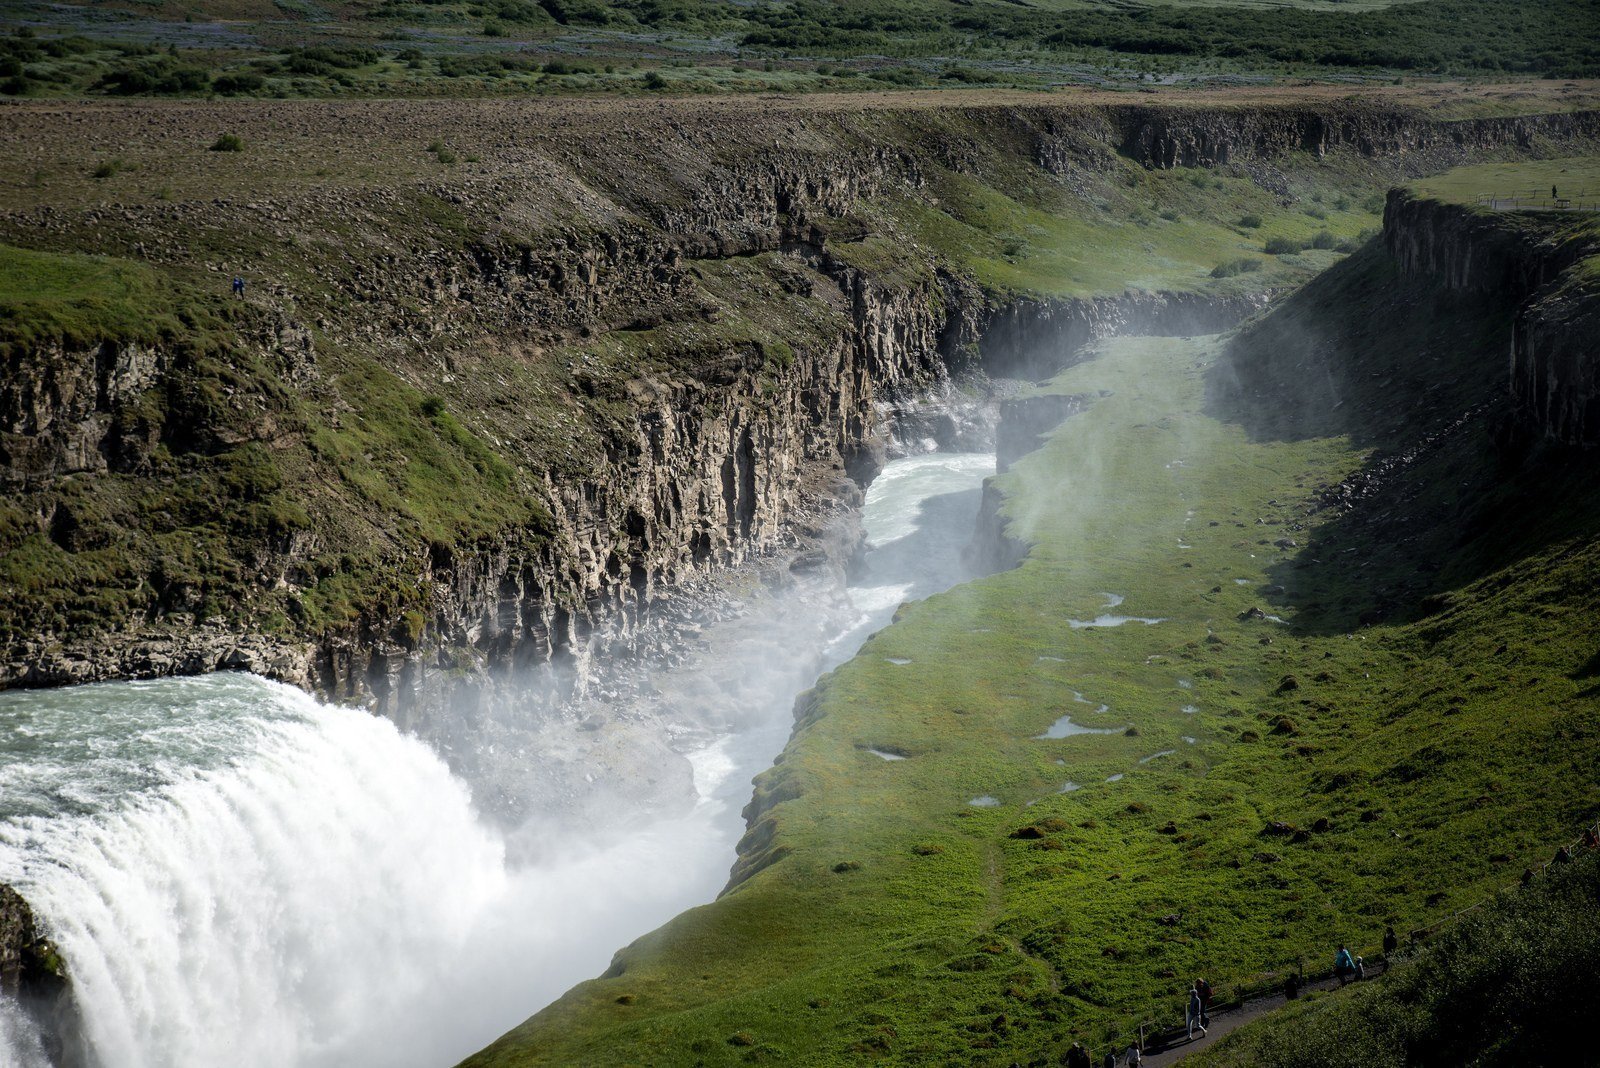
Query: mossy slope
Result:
<box><xmin>1191</xmin><ymin>847</ymin><xmax>1600</xmax><ymax>1067</ymax></box>
<box><xmin>462</xmin><ymin>226</ymin><xmax>1600</xmax><ymax>1064</ymax></box>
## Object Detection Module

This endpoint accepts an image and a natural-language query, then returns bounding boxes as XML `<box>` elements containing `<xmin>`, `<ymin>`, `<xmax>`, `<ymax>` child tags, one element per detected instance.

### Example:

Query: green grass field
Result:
<box><xmin>2</xmin><ymin>0</ymin><xmax>1596</xmax><ymax>100</ymax></box>
<box><xmin>1191</xmin><ymin>846</ymin><xmax>1600</xmax><ymax>1066</ymax></box>
<box><xmin>461</xmin><ymin>220</ymin><xmax>1600</xmax><ymax>1064</ymax></box>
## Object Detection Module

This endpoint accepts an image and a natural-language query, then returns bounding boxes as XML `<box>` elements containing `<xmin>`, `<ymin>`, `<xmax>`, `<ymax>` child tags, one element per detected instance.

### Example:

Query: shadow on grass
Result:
<box><xmin>1204</xmin><ymin>241</ymin><xmax>1600</xmax><ymax>636</ymax></box>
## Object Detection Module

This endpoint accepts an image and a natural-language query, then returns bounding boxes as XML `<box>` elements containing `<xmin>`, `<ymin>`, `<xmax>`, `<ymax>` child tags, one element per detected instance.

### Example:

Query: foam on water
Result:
<box><xmin>0</xmin><ymin>451</ymin><xmax>999</xmax><ymax>1068</ymax></box>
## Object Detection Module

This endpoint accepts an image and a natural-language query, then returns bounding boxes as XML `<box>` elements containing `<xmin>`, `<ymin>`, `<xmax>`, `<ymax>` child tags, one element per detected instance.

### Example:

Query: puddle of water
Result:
<box><xmin>1106</xmin><ymin>773</ymin><xmax>1124</xmax><ymax>783</ymax></box>
<box><xmin>1034</xmin><ymin>715</ymin><xmax>1121</xmax><ymax>740</ymax></box>
<box><xmin>969</xmin><ymin>795</ymin><xmax>1000</xmax><ymax>808</ymax></box>
<box><xmin>867</xmin><ymin>748</ymin><xmax>907</xmax><ymax>762</ymax></box>
<box><xmin>1059</xmin><ymin>781</ymin><xmax>1081</xmax><ymax>793</ymax></box>
<box><xmin>884</xmin><ymin>657</ymin><xmax>913</xmax><ymax>665</ymax></box>
<box><xmin>1038</xmin><ymin>656</ymin><xmax>1066</xmax><ymax>663</ymax></box>
<box><xmin>1054</xmin><ymin>758</ymin><xmax>1067</xmax><ymax>767</ymax></box>
<box><xmin>1071</xmin><ymin>692</ymin><xmax>1110</xmax><ymax>714</ymax></box>
<box><xmin>1138</xmin><ymin>750</ymin><xmax>1177</xmax><ymax>765</ymax></box>
<box><xmin>1182</xmin><ymin>737</ymin><xmax>1197</xmax><ymax>745</ymax></box>
<box><xmin>1177</xmin><ymin>679</ymin><xmax>1192</xmax><ymax>690</ymax></box>
<box><xmin>1264</xmin><ymin>614</ymin><xmax>1287</xmax><ymax>624</ymax></box>
<box><xmin>1069</xmin><ymin>615</ymin><xmax>1165</xmax><ymax>630</ymax></box>
<box><xmin>1181</xmin><ymin>704</ymin><xmax>1199</xmax><ymax>714</ymax></box>
<box><xmin>1234</xmin><ymin>578</ymin><xmax>1251</xmax><ymax>586</ymax></box>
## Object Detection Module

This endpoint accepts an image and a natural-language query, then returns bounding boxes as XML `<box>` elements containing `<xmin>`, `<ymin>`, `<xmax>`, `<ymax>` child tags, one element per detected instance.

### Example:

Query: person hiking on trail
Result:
<box><xmin>1186</xmin><ymin>985</ymin><xmax>1208</xmax><ymax>1040</ymax></box>
<box><xmin>1065</xmin><ymin>1040</ymin><xmax>1092</xmax><ymax>1068</ymax></box>
<box><xmin>1554</xmin><ymin>845</ymin><xmax>1573</xmax><ymax>866</ymax></box>
<box><xmin>1355</xmin><ymin>955</ymin><xmax>1367</xmax><ymax>980</ymax></box>
<box><xmin>1126</xmin><ymin>1042</ymin><xmax>1143</xmax><ymax>1067</ymax></box>
<box><xmin>1195</xmin><ymin>977</ymin><xmax>1213</xmax><ymax>1026</ymax></box>
<box><xmin>1103</xmin><ymin>1052</ymin><xmax>1117</xmax><ymax>1068</ymax></box>
<box><xmin>1334</xmin><ymin>944</ymin><xmax>1357</xmax><ymax>984</ymax></box>
<box><xmin>1383</xmin><ymin>925</ymin><xmax>1398</xmax><ymax>956</ymax></box>
<box><xmin>1584</xmin><ymin>827</ymin><xmax>1599</xmax><ymax>851</ymax></box>
<box><xmin>232</xmin><ymin>276</ymin><xmax>245</xmax><ymax>297</ymax></box>
<box><xmin>1285</xmin><ymin>971</ymin><xmax>1301</xmax><ymax>999</ymax></box>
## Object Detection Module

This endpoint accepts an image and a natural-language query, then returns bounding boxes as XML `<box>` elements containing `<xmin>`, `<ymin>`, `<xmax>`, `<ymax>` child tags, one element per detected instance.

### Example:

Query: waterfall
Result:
<box><xmin>0</xmin><ymin>452</ymin><xmax>996</xmax><ymax>1067</ymax></box>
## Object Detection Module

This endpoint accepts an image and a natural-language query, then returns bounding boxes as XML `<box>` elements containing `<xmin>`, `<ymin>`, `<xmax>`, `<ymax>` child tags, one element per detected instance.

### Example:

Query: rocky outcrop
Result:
<box><xmin>995</xmin><ymin>392</ymin><xmax>1096</xmax><ymax>473</ymax></box>
<box><xmin>965</xmin><ymin>476</ymin><xmax>1030</xmax><ymax>575</ymax></box>
<box><xmin>0</xmin><ymin>885</ymin><xmax>82</xmax><ymax>1068</ymax></box>
<box><xmin>2</xmin><ymin>96</ymin><xmax>1597</xmax><ymax>770</ymax></box>
<box><xmin>1384</xmin><ymin>190</ymin><xmax>1600</xmax><ymax>446</ymax></box>
<box><xmin>0</xmin><ymin>340</ymin><xmax>166</xmax><ymax>483</ymax></box>
<box><xmin>1118</xmin><ymin>105</ymin><xmax>1600</xmax><ymax>171</ymax></box>
<box><xmin>977</xmin><ymin>288</ymin><xmax>1272</xmax><ymax>381</ymax></box>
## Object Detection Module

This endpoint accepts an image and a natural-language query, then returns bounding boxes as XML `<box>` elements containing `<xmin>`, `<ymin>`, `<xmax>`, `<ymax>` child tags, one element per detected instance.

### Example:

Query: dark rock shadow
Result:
<box><xmin>1205</xmin><ymin>241</ymin><xmax>1600</xmax><ymax>636</ymax></box>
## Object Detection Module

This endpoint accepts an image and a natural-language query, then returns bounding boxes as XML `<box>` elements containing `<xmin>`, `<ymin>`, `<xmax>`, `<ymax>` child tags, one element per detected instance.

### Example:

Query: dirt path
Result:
<box><xmin>1136</xmin><ymin>967</ymin><xmax>1384</xmax><ymax>1066</ymax></box>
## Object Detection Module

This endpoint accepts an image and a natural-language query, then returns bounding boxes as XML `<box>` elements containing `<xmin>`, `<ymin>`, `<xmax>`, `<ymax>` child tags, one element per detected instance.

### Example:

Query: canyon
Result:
<box><xmin>0</xmin><ymin>83</ymin><xmax>1597</xmax><ymax>1065</ymax></box>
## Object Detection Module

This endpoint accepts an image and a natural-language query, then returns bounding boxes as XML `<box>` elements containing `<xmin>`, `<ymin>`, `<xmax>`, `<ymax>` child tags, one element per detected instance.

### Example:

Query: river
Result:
<box><xmin>0</xmin><ymin>451</ymin><xmax>994</xmax><ymax>1068</ymax></box>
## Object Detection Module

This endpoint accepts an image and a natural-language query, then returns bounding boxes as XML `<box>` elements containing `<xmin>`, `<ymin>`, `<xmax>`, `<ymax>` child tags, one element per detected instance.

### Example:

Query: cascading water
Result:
<box><xmin>0</xmin><ymin>451</ymin><xmax>994</xmax><ymax>1068</ymax></box>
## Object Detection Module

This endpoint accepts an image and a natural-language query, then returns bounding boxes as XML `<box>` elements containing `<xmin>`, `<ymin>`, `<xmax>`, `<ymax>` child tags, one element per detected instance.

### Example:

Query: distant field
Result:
<box><xmin>1</xmin><ymin>0</ymin><xmax>1595</xmax><ymax>99</ymax></box>
<box><xmin>1411</xmin><ymin>155</ymin><xmax>1600</xmax><ymax>206</ymax></box>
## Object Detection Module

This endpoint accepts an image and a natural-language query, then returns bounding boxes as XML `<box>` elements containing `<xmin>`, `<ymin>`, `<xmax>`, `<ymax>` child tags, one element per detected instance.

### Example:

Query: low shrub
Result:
<box><xmin>1211</xmin><ymin>257</ymin><xmax>1264</xmax><ymax>278</ymax></box>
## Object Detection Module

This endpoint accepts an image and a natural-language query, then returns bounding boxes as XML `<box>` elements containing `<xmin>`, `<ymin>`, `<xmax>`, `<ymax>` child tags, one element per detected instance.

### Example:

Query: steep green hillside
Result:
<box><xmin>1191</xmin><ymin>847</ymin><xmax>1600</xmax><ymax>1067</ymax></box>
<box><xmin>463</xmin><ymin>215</ymin><xmax>1600</xmax><ymax>1064</ymax></box>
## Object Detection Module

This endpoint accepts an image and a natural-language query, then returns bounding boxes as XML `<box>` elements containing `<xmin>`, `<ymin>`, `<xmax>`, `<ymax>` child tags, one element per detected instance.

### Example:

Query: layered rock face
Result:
<box><xmin>1</xmin><ymin>96</ymin><xmax>1595</xmax><ymax>760</ymax></box>
<box><xmin>1385</xmin><ymin>191</ymin><xmax>1600</xmax><ymax>445</ymax></box>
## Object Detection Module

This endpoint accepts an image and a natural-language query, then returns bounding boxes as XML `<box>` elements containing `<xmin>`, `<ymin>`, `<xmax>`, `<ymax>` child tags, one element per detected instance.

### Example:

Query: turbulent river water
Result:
<box><xmin>0</xmin><ymin>451</ymin><xmax>995</xmax><ymax>1068</ymax></box>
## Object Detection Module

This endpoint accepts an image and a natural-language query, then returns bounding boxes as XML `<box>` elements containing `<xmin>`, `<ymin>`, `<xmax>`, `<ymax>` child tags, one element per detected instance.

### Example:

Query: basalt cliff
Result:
<box><xmin>0</xmin><ymin>91</ymin><xmax>1596</xmax><ymax>825</ymax></box>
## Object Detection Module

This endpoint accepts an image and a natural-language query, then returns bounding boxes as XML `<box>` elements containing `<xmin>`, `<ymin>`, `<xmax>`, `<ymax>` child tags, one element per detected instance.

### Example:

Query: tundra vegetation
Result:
<box><xmin>0</xmin><ymin>0</ymin><xmax>1597</xmax><ymax>99</ymax></box>
<box><xmin>0</xmin><ymin>0</ymin><xmax>1597</xmax><ymax>1052</ymax></box>
<box><xmin>461</xmin><ymin>164</ymin><xmax>1600</xmax><ymax>1063</ymax></box>
<box><xmin>0</xmin><ymin>97</ymin><xmax>1411</xmax><ymax>651</ymax></box>
<box><xmin>1191</xmin><ymin>847</ymin><xmax>1600</xmax><ymax>1067</ymax></box>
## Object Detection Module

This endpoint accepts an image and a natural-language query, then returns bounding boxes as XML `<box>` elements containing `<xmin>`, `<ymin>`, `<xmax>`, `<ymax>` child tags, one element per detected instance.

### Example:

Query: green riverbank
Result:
<box><xmin>465</xmin><ymin>236</ymin><xmax>1600</xmax><ymax>1064</ymax></box>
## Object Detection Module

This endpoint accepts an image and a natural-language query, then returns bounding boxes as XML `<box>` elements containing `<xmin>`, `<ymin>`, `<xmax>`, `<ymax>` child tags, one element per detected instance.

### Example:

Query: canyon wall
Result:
<box><xmin>1385</xmin><ymin>190</ymin><xmax>1600</xmax><ymax>446</ymax></box>
<box><xmin>1</xmin><ymin>97</ymin><xmax>1596</xmax><ymax>750</ymax></box>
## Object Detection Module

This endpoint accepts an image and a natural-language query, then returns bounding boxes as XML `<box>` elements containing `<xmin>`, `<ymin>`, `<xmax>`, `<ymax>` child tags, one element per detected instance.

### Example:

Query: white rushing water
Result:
<box><xmin>0</xmin><ymin>451</ymin><xmax>994</xmax><ymax>1068</ymax></box>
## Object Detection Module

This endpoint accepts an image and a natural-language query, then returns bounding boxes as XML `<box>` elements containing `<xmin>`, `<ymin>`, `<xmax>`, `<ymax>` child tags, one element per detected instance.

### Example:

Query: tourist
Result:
<box><xmin>1065</xmin><ymin>1040</ymin><xmax>1092</xmax><ymax>1068</ymax></box>
<box><xmin>1186</xmin><ymin>985</ymin><xmax>1208</xmax><ymax>1040</ymax></box>
<box><xmin>1103</xmin><ymin>1051</ymin><xmax>1117</xmax><ymax>1068</ymax></box>
<box><xmin>232</xmin><ymin>276</ymin><xmax>246</xmax><ymax>297</ymax></box>
<box><xmin>1195</xmin><ymin>977</ymin><xmax>1213</xmax><ymax>1026</ymax></box>
<box><xmin>1582</xmin><ymin>826</ymin><xmax>1598</xmax><ymax>850</ymax></box>
<box><xmin>1334</xmin><ymin>944</ymin><xmax>1356</xmax><ymax>984</ymax></box>
<box><xmin>1355</xmin><ymin>955</ymin><xmax>1367</xmax><ymax>980</ymax></box>
<box><xmin>1126</xmin><ymin>1041</ymin><xmax>1143</xmax><ymax>1066</ymax></box>
<box><xmin>1383</xmin><ymin>925</ymin><xmax>1398</xmax><ymax>956</ymax></box>
<box><xmin>1285</xmin><ymin>971</ymin><xmax>1301</xmax><ymax>999</ymax></box>
<box><xmin>1553</xmin><ymin>845</ymin><xmax>1573</xmax><ymax>866</ymax></box>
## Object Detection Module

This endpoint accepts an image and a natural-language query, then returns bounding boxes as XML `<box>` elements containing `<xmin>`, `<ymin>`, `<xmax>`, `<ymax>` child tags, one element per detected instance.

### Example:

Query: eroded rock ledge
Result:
<box><xmin>0</xmin><ymin>96</ymin><xmax>1594</xmax><ymax>767</ymax></box>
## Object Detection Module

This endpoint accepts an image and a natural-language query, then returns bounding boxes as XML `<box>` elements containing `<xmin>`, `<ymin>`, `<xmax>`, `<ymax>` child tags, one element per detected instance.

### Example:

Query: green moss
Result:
<box><xmin>1193</xmin><ymin>849</ymin><xmax>1600</xmax><ymax>1067</ymax></box>
<box><xmin>463</xmin><ymin>242</ymin><xmax>1600</xmax><ymax>1066</ymax></box>
<box><xmin>0</xmin><ymin>242</ymin><xmax>205</xmax><ymax>354</ymax></box>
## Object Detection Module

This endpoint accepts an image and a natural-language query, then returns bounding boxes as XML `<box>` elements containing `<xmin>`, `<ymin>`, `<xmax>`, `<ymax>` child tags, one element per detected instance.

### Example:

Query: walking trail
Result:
<box><xmin>1137</xmin><ymin>966</ymin><xmax>1384</xmax><ymax>1066</ymax></box>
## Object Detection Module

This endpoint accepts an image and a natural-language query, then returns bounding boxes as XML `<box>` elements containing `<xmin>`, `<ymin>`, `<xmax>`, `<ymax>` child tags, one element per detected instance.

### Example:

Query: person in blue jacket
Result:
<box><xmin>1334</xmin><ymin>944</ymin><xmax>1357</xmax><ymax>984</ymax></box>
